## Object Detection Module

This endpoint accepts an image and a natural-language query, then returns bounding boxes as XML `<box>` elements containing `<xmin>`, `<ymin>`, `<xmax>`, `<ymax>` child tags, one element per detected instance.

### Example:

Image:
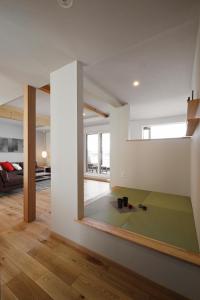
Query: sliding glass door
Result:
<box><xmin>86</xmin><ymin>134</ymin><xmax>99</xmax><ymax>173</ymax></box>
<box><xmin>86</xmin><ymin>132</ymin><xmax>110</xmax><ymax>176</ymax></box>
<box><xmin>100</xmin><ymin>133</ymin><xmax>110</xmax><ymax>175</ymax></box>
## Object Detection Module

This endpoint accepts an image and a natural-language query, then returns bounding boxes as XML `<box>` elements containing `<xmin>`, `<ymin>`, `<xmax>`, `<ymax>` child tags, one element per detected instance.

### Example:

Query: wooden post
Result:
<box><xmin>24</xmin><ymin>85</ymin><xmax>36</xmax><ymax>222</ymax></box>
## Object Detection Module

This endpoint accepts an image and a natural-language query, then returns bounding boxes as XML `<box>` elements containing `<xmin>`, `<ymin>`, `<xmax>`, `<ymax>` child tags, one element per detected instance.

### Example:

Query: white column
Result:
<box><xmin>50</xmin><ymin>61</ymin><xmax>84</xmax><ymax>236</ymax></box>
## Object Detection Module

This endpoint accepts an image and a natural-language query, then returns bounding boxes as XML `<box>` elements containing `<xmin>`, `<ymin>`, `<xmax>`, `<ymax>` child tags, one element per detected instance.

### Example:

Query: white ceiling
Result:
<box><xmin>0</xmin><ymin>0</ymin><xmax>200</xmax><ymax>120</ymax></box>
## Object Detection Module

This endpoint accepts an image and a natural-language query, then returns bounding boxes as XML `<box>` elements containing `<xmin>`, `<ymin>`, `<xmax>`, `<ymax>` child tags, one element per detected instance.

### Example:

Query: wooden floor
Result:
<box><xmin>0</xmin><ymin>188</ymin><xmax>186</xmax><ymax>300</ymax></box>
<box><xmin>84</xmin><ymin>179</ymin><xmax>110</xmax><ymax>205</ymax></box>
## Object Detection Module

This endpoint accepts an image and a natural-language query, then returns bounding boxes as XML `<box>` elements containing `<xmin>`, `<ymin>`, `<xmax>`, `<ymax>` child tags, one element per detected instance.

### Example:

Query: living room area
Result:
<box><xmin>0</xmin><ymin>90</ymin><xmax>110</xmax><ymax>232</ymax></box>
<box><xmin>0</xmin><ymin>92</ymin><xmax>52</xmax><ymax>231</ymax></box>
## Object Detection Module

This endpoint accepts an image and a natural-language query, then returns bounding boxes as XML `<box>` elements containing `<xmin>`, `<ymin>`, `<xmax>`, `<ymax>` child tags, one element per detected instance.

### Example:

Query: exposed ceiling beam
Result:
<box><xmin>84</xmin><ymin>103</ymin><xmax>108</xmax><ymax>118</ymax></box>
<box><xmin>0</xmin><ymin>104</ymin><xmax>50</xmax><ymax>127</ymax></box>
<box><xmin>39</xmin><ymin>84</ymin><xmax>50</xmax><ymax>94</ymax></box>
<box><xmin>39</xmin><ymin>84</ymin><xmax>109</xmax><ymax>118</ymax></box>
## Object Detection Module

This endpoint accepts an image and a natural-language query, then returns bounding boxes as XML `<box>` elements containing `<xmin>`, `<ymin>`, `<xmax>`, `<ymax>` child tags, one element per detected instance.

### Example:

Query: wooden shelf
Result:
<box><xmin>186</xmin><ymin>99</ymin><xmax>200</xmax><ymax>136</ymax></box>
<box><xmin>187</xmin><ymin>99</ymin><xmax>200</xmax><ymax>120</ymax></box>
<box><xmin>186</xmin><ymin>119</ymin><xmax>200</xmax><ymax>136</ymax></box>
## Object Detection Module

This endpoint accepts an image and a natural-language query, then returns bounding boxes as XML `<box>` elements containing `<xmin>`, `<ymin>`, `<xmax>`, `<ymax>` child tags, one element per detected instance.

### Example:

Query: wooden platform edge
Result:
<box><xmin>84</xmin><ymin>175</ymin><xmax>110</xmax><ymax>182</ymax></box>
<box><xmin>75</xmin><ymin>217</ymin><xmax>200</xmax><ymax>267</ymax></box>
<box><xmin>50</xmin><ymin>230</ymin><xmax>187</xmax><ymax>300</ymax></box>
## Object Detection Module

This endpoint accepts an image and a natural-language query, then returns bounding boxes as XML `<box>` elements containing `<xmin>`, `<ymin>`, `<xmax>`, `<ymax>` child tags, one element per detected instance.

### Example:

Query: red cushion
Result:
<box><xmin>1</xmin><ymin>162</ymin><xmax>15</xmax><ymax>172</ymax></box>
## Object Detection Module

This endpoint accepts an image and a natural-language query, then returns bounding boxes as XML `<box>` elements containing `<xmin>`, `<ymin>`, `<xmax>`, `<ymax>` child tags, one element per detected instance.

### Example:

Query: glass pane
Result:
<box><xmin>87</xmin><ymin>134</ymin><xmax>99</xmax><ymax>173</ymax></box>
<box><xmin>143</xmin><ymin>127</ymin><xmax>151</xmax><ymax>139</ymax></box>
<box><xmin>150</xmin><ymin>123</ymin><xmax>186</xmax><ymax>139</ymax></box>
<box><xmin>100</xmin><ymin>133</ymin><xmax>110</xmax><ymax>175</ymax></box>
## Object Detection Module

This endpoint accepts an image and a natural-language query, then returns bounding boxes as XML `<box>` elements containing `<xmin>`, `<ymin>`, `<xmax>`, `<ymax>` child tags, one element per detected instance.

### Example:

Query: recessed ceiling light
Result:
<box><xmin>57</xmin><ymin>0</ymin><xmax>73</xmax><ymax>9</ymax></box>
<box><xmin>133</xmin><ymin>81</ymin><xmax>140</xmax><ymax>87</ymax></box>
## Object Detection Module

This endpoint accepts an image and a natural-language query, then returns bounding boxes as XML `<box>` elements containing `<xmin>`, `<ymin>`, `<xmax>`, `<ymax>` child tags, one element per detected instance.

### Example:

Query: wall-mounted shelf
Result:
<box><xmin>186</xmin><ymin>99</ymin><xmax>200</xmax><ymax>136</ymax></box>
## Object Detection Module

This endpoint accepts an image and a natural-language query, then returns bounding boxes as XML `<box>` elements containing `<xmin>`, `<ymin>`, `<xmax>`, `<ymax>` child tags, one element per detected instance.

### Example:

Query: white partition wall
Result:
<box><xmin>50</xmin><ymin>61</ymin><xmax>84</xmax><ymax>236</ymax></box>
<box><xmin>111</xmin><ymin>105</ymin><xmax>191</xmax><ymax>196</ymax></box>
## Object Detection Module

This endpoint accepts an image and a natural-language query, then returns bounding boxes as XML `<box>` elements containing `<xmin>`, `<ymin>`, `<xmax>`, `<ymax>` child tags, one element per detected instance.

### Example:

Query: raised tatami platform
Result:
<box><xmin>85</xmin><ymin>186</ymin><xmax>199</xmax><ymax>253</ymax></box>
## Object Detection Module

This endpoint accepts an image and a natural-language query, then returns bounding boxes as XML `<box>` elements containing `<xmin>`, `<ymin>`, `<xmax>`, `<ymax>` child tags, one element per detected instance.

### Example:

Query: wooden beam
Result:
<box><xmin>84</xmin><ymin>103</ymin><xmax>109</xmax><ymax>118</ymax></box>
<box><xmin>39</xmin><ymin>84</ymin><xmax>109</xmax><ymax>118</ymax></box>
<box><xmin>0</xmin><ymin>104</ymin><xmax>50</xmax><ymax>127</ymax></box>
<box><xmin>39</xmin><ymin>84</ymin><xmax>50</xmax><ymax>94</ymax></box>
<box><xmin>24</xmin><ymin>85</ymin><xmax>36</xmax><ymax>223</ymax></box>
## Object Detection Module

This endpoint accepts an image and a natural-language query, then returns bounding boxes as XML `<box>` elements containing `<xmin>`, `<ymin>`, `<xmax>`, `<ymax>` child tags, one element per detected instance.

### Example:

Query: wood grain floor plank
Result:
<box><xmin>7</xmin><ymin>272</ymin><xmax>53</xmax><ymax>300</ymax></box>
<box><xmin>72</xmin><ymin>273</ymin><xmax>132</xmax><ymax>300</ymax></box>
<box><xmin>48</xmin><ymin>242</ymin><xmax>108</xmax><ymax>276</ymax></box>
<box><xmin>36</xmin><ymin>272</ymin><xmax>85</xmax><ymax>300</ymax></box>
<box><xmin>28</xmin><ymin>244</ymin><xmax>80</xmax><ymax>285</ymax></box>
<box><xmin>0</xmin><ymin>239</ymin><xmax>48</xmax><ymax>282</ymax></box>
<box><xmin>0</xmin><ymin>285</ymin><xmax>19</xmax><ymax>300</ymax></box>
<box><xmin>0</xmin><ymin>254</ymin><xmax>20</xmax><ymax>284</ymax></box>
<box><xmin>0</xmin><ymin>187</ymin><xmax>187</xmax><ymax>300</ymax></box>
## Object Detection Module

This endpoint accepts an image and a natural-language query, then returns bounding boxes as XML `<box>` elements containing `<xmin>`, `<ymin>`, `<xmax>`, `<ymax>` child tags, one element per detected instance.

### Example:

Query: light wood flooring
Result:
<box><xmin>0</xmin><ymin>187</ymin><xmax>186</xmax><ymax>299</ymax></box>
<box><xmin>84</xmin><ymin>179</ymin><xmax>110</xmax><ymax>205</ymax></box>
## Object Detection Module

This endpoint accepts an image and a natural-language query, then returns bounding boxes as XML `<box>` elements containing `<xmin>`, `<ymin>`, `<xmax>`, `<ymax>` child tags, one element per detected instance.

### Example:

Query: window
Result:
<box><xmin>142</xmin><ymin>122</ymin><xmax>186</xmax><ymax>139</ymax></box>
<box><xmin>100</xmin><ymin>133</ymin><xmax>110</xmax><ymax>174</ymax></box>
<box><xmin>86</xmin><ymin>134</ymin><xmax>99</xmax><ymax>173</ymax></box>
<box><xmin>86</xmin><ymin>132</ymin><xmax>110</xmax><ymax>176</ymax></box>
<box><xmin>143</xmin><ymin>127</ymin><xmax>151</xmax><ymax>139</ymax></box>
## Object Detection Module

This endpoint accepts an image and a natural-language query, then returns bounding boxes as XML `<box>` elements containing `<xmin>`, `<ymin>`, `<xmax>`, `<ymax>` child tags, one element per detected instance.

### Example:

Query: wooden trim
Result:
<box><xmin>23</xmin><ymin>85</ymin><xmax>36</xmax><ymax>223</ymax></box>
<box><xmin>76</xmin><ymin>217</ymin><xmax>200</xmax><ymax>267</ymax></box>
<box><xmin>0</xmin><ymin>104</ymin><xmax>50</xmax><ymax>127</ymax></box>
<box><xmin>127</xmin><ymin>137</ymin><xmax>191</xmax><ymax>142</ymax></box>
<box><xmin>84</xmin><ymin>175</ymin><xmax>110</xmax><ymax>182</ymax></box>
<box><xmin>51</xmin><ymin>230</ymin><xmax>187</xmax><ymax>299</ymax></box>
<box><xmin>39</xmin><ymin>84</ymin><xmax>109</xmax><ymax>118</ymax></box>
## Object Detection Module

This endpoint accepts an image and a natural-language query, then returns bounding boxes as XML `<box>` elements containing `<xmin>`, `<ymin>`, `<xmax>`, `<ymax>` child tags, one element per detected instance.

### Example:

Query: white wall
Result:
<box><xmin>111</xmin><ymin>106</ymin><xmax>191</xmax><ymax>196</ymax></box>
<box><xmin>0</xmin><ymin>118</ymin><xmax>46</xmax><ymax>164</ymax></box>
<box><xmin>0</xmin><ymin>119</ymin><xmax>23</xmax><ymax>162</ymax></box>
<box><xmin>51</xmin><ymin>62</ymin><xmax>200</xmax><ymax>300</ymax></box>
<box><xmin>129</xmin><ymin>115</ymin><xmax>186</xmax><ymax>140</ymax></box>
<box><xmin>192</xmin><ymin>17</ymin><xmax>200</xmax><ymax>99</ymax></box>
<box><xmin>191</xmin><ymin>124</ymin><xmax>200</xmax><ymax>247</ymax></box>
<box><xmin>191</xmin><ymin>18</ymin><xmax>200</xmax><ymax>247</ymax></box>
<box><xmin>84</xmin><ymin>123</ymin><xmax>110</xmax><ymax>134</ymax></box>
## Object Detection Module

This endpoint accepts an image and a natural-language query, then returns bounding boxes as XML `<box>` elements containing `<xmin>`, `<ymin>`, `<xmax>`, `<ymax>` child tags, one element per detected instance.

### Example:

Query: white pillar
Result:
<box><xmin>50</xmin><ymin>61</ymin><xmax>84</xmax><ymax>236</ymax></box>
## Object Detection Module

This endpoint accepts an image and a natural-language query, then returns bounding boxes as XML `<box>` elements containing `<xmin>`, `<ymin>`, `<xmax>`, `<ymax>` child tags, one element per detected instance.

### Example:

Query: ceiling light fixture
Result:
<box><xmin>133</xmin><ymin>81</ymin><xmax>140</xmax><ymax>87</ymax></box>
<box><xmin>83</xmin><ymin>112</ymin><xmax>86</xmax><ymax>117</ymax></box>
<box><xmin>57</xmin><ymin>0</ymin><xmax>74</xmax><ymax>9</ymax></box>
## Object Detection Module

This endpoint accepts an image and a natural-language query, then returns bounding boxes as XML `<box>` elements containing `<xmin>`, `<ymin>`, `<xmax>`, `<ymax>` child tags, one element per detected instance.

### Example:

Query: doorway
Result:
<box><xmin>86</xmin><ymin>132</ymin><xmax>110</xmax><ymax>178</ymax></box>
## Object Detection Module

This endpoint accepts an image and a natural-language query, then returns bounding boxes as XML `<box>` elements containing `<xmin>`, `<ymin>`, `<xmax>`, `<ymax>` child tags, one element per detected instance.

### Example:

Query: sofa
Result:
<box><xmin>0</xmin><ymin>162</ymin><xmax>44</xmax><ymax>193</ymax></box>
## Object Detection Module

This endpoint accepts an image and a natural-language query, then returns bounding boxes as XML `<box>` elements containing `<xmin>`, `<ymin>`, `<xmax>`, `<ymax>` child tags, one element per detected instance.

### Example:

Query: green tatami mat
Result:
<box><xmin>112</xmin><ymin>186</ymin><xmax>150</xmax><ymax>205</ymax></box>
<box><xmin>85</xmin><ymin>195</ymin><xmax>132</xmax><ymax>226</ymax></box>
<box><xmin>121</xmin><ymin>205</ymin><xmax>199</xmax><ymax>253</ymax></box>
<box><xmin>143</xmin><ymin>192</ymin><xmax>192</xmax><ymax>213</ymax></box>
<box><xmin>85</xmin><ymin>186</ymin><xmax>199</xmax><ymax>253</ymax></box>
